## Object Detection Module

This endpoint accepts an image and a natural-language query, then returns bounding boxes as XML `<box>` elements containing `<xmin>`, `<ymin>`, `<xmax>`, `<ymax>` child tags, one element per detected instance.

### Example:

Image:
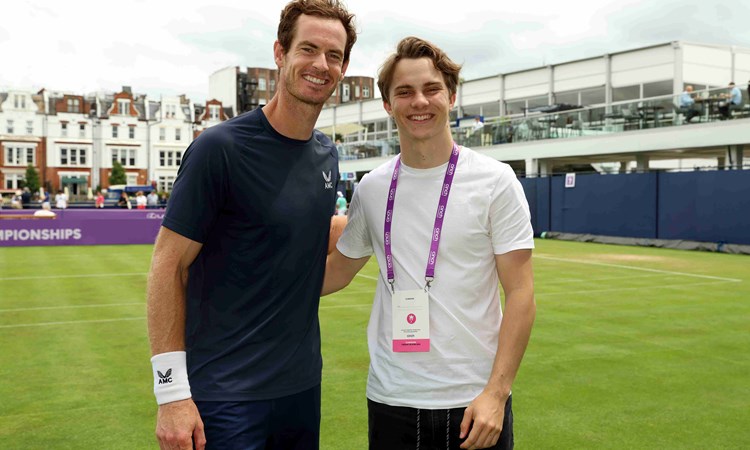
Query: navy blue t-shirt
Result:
<box><xmin>162</xmin><ymin>108</ymin><xmax>338</xmax><ymax>401</ymax></box>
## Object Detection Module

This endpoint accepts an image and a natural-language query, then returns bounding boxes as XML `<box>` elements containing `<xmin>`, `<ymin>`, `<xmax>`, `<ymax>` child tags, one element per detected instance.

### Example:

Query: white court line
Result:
<box><xmin>534</xmin><ymin>255</ymin><xmax>742</xmax><ymax>283</ymax></box>
<box><xmin>537</xmin><ymin>280</ymin><xmax>739</xmax><ymax>297</ymax></box>
<box><xmin>0</xmin><ymin>272</ymin><xmax>147</xmax><ymax>281</ymax></box>
<box><xmin>355</xmin><ymin>273</ymin><xmax>378</xmax><ymax>281</ymax></box>
<box><xmin>0</xmin><ymin>302</ymin><xmax>143</xmax><ymax>313</ymax></box>
<box><xmin>0</xmin><ymin>317</ymin><xmax>145</xmax><ymax>329</ymax></box>
<box><xmin>0</xmin><ymin>304</ymin><xmax>373</xmax><ymax>329</ymax></box>
<box><xmin>2</xmin><ymin>271</ymin><xmax>378</xmax><ymax>282</ymax></box>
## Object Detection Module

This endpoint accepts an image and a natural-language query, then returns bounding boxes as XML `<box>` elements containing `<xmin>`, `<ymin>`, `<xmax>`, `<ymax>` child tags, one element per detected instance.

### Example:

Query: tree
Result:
<box><xmin>110</xmin><ymin>160</ymin><xmax>126</xmax><ymax>185</ymax></box>
<box><xmin>24</xmin><ymin>164</ymin><xmax>41</xmax><ymax>193</ymax></box>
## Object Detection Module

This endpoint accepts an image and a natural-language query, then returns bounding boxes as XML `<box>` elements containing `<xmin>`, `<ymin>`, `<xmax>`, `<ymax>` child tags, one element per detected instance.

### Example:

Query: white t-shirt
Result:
<box><xmin>337</xmin><ymin>146</ymin><xmax>534</xmax><ymax>409</ymax></box>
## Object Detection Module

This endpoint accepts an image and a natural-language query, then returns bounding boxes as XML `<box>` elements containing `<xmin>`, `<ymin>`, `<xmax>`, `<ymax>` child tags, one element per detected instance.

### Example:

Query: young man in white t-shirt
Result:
<box><xmin>322</xmin><ymin>37</ymin><xmax>535</xmax><ymax>450</ymax></box>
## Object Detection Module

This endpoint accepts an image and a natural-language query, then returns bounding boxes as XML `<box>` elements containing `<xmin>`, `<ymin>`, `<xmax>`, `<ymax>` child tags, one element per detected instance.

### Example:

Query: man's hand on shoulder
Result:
<box><xmin>156</xmin><ymin>398</ymin><xmax>206</xmax><ymax>450</ymax></box>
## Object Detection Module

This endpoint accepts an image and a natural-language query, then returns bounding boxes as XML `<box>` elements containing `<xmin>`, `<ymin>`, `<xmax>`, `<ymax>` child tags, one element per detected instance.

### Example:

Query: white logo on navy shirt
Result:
<box><xmin>322</xmin><ymin>170</ymin><xmax>333</xmax><ymax>189</ymax></box>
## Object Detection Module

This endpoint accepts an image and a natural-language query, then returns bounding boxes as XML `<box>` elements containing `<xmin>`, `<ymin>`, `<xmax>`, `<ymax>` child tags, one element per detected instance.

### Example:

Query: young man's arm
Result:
<box><xmin>322</xmin><ymin>248</ymin><xmax>370</xmax><ymax>296</ymax></box>
<box><xmin>147</xmin><ymin>226</ymin><xmax>206</xmax><ymax>450</ymax></box>
<box><xmin>460</xmin><ymin>248</ymin><xmax>535</xmax><ymax>449</ymax></box>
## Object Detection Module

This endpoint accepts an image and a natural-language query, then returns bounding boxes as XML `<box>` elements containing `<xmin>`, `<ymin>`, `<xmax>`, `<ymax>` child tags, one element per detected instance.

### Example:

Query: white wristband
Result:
<box><xmin>151</xmin><ymin>351</ymin><xmax>191</xmax><ymax>405</ymax></box>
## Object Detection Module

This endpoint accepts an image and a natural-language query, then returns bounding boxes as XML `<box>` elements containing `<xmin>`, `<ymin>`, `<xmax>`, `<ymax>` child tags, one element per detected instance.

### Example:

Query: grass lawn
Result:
<box><xmin>0</xmin><ymin>239</ymin><xmax>748</xmax><ymax>449</ymax></box>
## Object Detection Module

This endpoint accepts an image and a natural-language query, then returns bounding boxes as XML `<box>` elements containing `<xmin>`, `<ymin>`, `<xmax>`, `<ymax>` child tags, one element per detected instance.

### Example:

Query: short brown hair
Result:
<box><xmin>377</xmin><ymin>36</ymin><xmax>462</xmax><ymax>104</ymax></box>
<box><xmin>277</xmin><ymin>0</ymin><xmax>357</xmax><ymax>65</ymax></box>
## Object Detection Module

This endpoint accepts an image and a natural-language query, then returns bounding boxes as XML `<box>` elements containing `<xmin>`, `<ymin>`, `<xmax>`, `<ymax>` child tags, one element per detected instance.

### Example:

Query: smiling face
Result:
<box><xmin>274</xmin><ymin>14</ymin><xmax>348</xmax><ymax>107</ymax></box>
<box><xmin>383</xmin><ymin>57</ymin><xmax>456</xmax><ymax>145</ymax></box>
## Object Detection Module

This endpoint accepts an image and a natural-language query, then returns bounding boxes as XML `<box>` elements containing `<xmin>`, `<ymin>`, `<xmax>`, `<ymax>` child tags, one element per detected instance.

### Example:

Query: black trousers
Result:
<box><xmin>368</xmin><ymin>396</ymin><xmax>513</xmax><ymax>450</ymax></box>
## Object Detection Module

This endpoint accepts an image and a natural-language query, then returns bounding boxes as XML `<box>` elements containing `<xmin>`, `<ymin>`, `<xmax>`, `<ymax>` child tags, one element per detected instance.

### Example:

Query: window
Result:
<box><xmin>580</xmin><ymin>87</ymin><xmax>606</xmax><ymax>106</ymax></box>
<box><xmin>363</xmin><ymin>86</ymin><xmax>370</xmax><ymax>98</ymax></box>
<box><xmin>158</xmin><ymin>175</ymin><xmax>176</xmax><ymax>192</ymax></box>
<box><xmin>79</xmin><ymin>123</ymin><xmax>86</xmax><ymax>138</ymax></box>
<box><xmin>14</xmin><ymin>95</ymin><xmax>26</xmax><ymax>109</ymax></box>
<box><xmin>342</xmin><ymin>84</ymin><xmax>350</xmax><ymax>102</ymax></box>
<box><xmin>4</xmin><ymin>146</ymin><xmax>35</xmax><ymax>166</ymax></box>
<box><xmin>159</xmin><ymin>128</ymin><xmax>166</xmax><ymax>141</ymax></box>
<box><xmin>209</xmin><ymin>105</ymin><xmax>220</xmax><ymax>120</ymax></box>
<box><xmin>355</xmin><ymin>85</ymin><xmax>360</xmax><ymax>98</ymax></box>
<box><xmin>67</xmin><ymin>98</ymin><xmax>80</xmax><ymax>113</ymax></box>
<box><xmin>61</xmin><ymin>122</ymin><xmax>68</xmax><ymax>137</ymax></box>
<box><xmin>165</xmin><ymin>104</ymin><xmax>177</xmax><ymax>118</ymax></box>
<box><xmin>7</xmin><ymin>120</ymin><xmax>13</xmax><ymax>134</ymax></box>
<box><xmin>126</xmin><ymin>173</ymin><xmax>138</xmax><ymax>185</ymax></box>
<box><xmin>159</xmin><ymin>150</ymin><xmax>183</xmax><ymax>167</ymax></box>
<box><xmin>112</xmin><ymin>148</ymin><xmax>136</xmax><ymax>167</ymax></box>
<box><xmin>26</xmin><ymin>121</ymin><xmax>33</xmax><ymax>135</ymax></box>
<box><xmin>5</xmin><ymin>173</ymin><xmax>25</xmax><ymax>190</ymax></box>
<box><xmin>112</xmin><ymin>125</ymin><xmax>119</xmax><ymax>138</ymax></box>
<box><xmin>258</xmin><ymin>78</ymin><xmax>267</xmax><ymax>91</ymax></box>
<box><xmin>643</xmin><ymin>80</ymin><xmax>673</xmax><ymax>98</ymax></box>
<box><xmin>118</xmin><ymin>99</ymin><xmax>131</xmax><ymax>115</ymax></box>
<box><xmin>129</xmin><ymin>126</ymin><xmax>135</xmax><ymax>139</ymax></box>
<box><xmin>612</xmin><ymin>85</ymin><xmax>640</xmax><ymax>102</ymax></box>
<box><xmin>175</xmin><ymin>128</ymin><xmax>181</xmax><ymax>141</ymax></box>
<box><xmin>270</xmin><ymin>79</ymin><xmax>276</xmax><ymax>92</ymax></box>
<box><xmin>60</xmin><ymin>147</ymin><xmax>87</xmax><ymax>166</ymax></box>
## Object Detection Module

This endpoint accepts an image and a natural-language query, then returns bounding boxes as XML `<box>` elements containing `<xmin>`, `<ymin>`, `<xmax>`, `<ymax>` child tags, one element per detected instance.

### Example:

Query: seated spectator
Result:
<box><xmin>147</xmin><ymin>191</ymin><xmax>159</xmax><ymax>208</ymax></box>
<box><xmin>679</xmin><ymin>85</ymin><xmax>701</xmax><ymax>123</ymax></box>
<box><xmin>95</xmin><ymin>191</ymin><xmax>105</xmax><ymax>209</ymax></box>
<box><xmin>135</xmin><ymin>191</ymin><xmax>147</xmax><ymax>210</ymax></box>
<box><xmin>10</xmin><ymin>190</ymin><xmax>23</xmax><ymax>209</ymax></box>
<box><xmin>718</xmin><ymin>82</ymin><xmax>743</xmax><ymax>119</ymax></box>
<box><xmin>118</xmin><ymin>192</ymin><xmax>131</xmax><ymax>209</ymax></box>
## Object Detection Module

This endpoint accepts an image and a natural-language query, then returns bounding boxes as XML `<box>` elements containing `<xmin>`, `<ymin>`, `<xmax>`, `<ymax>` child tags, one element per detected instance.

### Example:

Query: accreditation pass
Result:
<box><xmin>392</xmin><ymin>289</ymin><xmax>430</xmax><ymax>352</ymax></box>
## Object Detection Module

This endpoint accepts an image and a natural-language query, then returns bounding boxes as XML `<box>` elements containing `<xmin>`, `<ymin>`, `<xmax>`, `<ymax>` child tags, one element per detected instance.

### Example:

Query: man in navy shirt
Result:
<box><xmin>146</xmin><ymin>1</ymin><xmax>357</xmax><ymax>449</ymax></box>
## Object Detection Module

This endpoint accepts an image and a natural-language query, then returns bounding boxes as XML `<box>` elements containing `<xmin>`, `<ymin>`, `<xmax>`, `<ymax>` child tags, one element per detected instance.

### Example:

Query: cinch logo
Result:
<box><xmin>437</xmin><ymin>205</ymin><xmax>445</xmax><ymax>219</ymax></box>
<box><xmin>433</xmin><ymin>228</ymin><xmax>440</xmax><ymax>241</ymax></box>
<box><xmin>322</xmin><ymin>171</ymin><xmax>333</xmax><ymax>189</ymax></box>
<box><xmin>386</xmin><ymin>254</ymin><xmax>392</xmax><ymax>268</ymax></box>
<box><xmin>385</xmin><ymin>231</ymin><xmax>390</xmax><ymax>245</ymax></box>
<box><xmin>386</xmin><ymin>210</ymin><xmax>392</xmax><ymax>223</ymax></box>
<box><xmin>157</xmin><ymin>369</ymin><xmax>173</xmax><ymax>384</ymax></box>
<box><xmin>447</xmin><ymin>163</ymin><xmax>455</xmax><ymax>176</ymax></box>
<box><xmin>389</xmin><ymin>188</ymin><xmax>395</xmax><ymax>201</ymax></box>
<box><xmin>429</xmin><ymin>250</ymin><xmax>436</xmax><ymax>265</ymax></box>
<box><xmin>442</xmin><ymin>183</ymin><xmax>450</xmax><ymax>196</ymax></box>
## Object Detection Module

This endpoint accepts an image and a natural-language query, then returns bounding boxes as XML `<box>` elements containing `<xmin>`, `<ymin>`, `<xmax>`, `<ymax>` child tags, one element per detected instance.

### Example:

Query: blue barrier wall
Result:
<box><xmin>519</xmin><ymin>170</ymin><xmax>750</xmax><ymax>245</ymax></box>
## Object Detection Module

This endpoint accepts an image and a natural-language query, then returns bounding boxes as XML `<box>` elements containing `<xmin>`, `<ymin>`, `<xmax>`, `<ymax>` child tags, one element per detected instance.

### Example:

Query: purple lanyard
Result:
<box><xmin>384</xmin><ymin>143</ymin><xmax>460</xmax><ymax>292</ymax></box>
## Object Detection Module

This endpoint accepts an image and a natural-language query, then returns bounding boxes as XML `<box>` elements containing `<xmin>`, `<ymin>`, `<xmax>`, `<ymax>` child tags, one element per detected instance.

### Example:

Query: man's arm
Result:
<box><xmin>147</xmin><ymin>226</ymin><xmax>206</xmax><ymax>450</ymax></box>
<box><xmin>460</xmin><ymin>249</ymin><xmax>535</xmax><ymax>449</ymax></box>
<box><xmin>321</xmin><ymin>248</ymin><xmax>370</xmax><ymax>296</ymax></box>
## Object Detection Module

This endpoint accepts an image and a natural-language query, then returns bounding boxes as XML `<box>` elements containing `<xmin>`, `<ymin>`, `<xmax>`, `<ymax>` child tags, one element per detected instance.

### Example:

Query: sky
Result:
<box><xmin>2</xmin><ymin>0</ymin><xmax>749</xmax><ymax>102</ymax></box>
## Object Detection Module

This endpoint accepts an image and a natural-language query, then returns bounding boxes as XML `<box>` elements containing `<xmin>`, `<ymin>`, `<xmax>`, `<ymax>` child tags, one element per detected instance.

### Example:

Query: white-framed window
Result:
<box><xmin>4</xmin><ymin>173</ymin><xmax>25</xmax><ymax>190</ymax></box>
<box><xmin>61</xmin><ymin>122</ymin><xmax>68</xmax><ymax>137</ymax></box>
<box><xmin>6</xmin><ymin>120</ymin><xmax>14</xmax><ymax>134</ymax></box>
<box><xmin>26</xmin><ymin>121</ymin><xmax>33</xmax><ymax>135</ymax></box>
<box><xmin>4</xmin><ymin>146</ymin><xmax>35</xmax><ymax>166</ymax></box>
<box><xmin>126</xmin><ymin>173</ymin><xmax>138</xmax><ymax>185</ymax></box>
<box><xmin>129</xmin><ymin>126</ymin><xmax>135</xmax><ymax>139</ymax></box>
<box><xmin>209</xmin><ymin>105</ymin><xmax>220</xmax><ymax>120</ymax></box>
<box><xmin>67</xmin><ymin>98</ymin><xmax>80</xmax><ymax>113</ymax></box>
<box><xmin>342</xmin><ymin>84</ymin><xmax>350</xmax><ymax>102</ymax></box>
<box><xmin>112</xmin><ymin>125</ymin><xmax>119</xmax><ymax>138</ymax></box>
<box><xmin>355</xmin><ymin>85</ymin><xmax>360</xmax><ymax>98</ymax></box>
<box><xmin>158</xmin><ymin>175</ymin><xmax>176</xmax><ymax>192</ymax></box>
<box><xmin>258</xmin><ymin>78</ymin><xmax>267</xmax><ymax>91</ymax></box>
<box><xmin>112</xmin><ymin>148</ymin><xmax>136</xmax><ymax>167</ymax></box>
<box><xmin>270</xmin><ymin>79</ymin><xmax>276</xmax><ymax>92</ymax></box>
<box><xmin>175</xmin><ymin>128</ymin><xmax>181</xmax><ymax>141</ymax></box>
<box><xmin>60</xmin><ymin>147</ymin><xmax>87</xmax><ymax>166</ymax></box>
<box><xmin>14</xmin><ymin>95</ymin><xmax>26</xmax><ymax>109</ymax></box>
<box><xmin>363</xmin><ymin>86</ymin><xmax>370</xmax><ymax>98</ymax></box>
<box><xmin>165</xmin><ymin>104</ymin><xmax>177</xmax><ymax>118</ymax></box>
<box><xmin>118</xmin><ymin>99</ymin><xmax>130</xmax><ymax>115</ymax></box>
<box><xmin>159</xmin><ymin>150</ymin><xmax>183</xmax><ymax>167</ymax></box>
<box><xmin>79</xmin><ymin>123</ymin><xmax>86</xmax><ymax>138</ymax></box>
<box><xmin>159</xmin><ymin>128</ymin><xmax>166</xmax><ymax>141</ymax></box>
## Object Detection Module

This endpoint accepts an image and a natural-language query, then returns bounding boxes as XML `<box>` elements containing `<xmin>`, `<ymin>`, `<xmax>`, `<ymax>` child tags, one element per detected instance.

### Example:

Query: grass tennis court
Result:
<box><xmin>1</xmin><ymin>239</ymin><xmax>748</xmax><ymax>449</ymax></box>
